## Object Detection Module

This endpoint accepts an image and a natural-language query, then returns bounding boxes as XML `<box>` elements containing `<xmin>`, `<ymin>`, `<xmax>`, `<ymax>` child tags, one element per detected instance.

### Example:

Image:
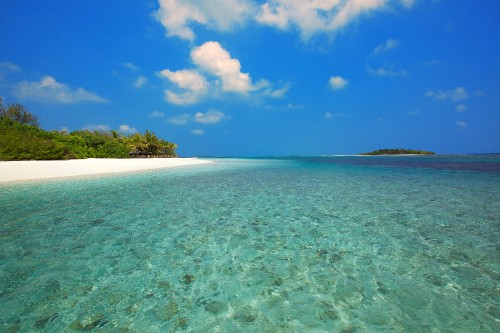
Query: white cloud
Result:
<box><xmin>159</xmin><ymin>69</ymin><xmax>207</xmax><ymax>93</ymax></box>
<box><xmin>123</xmin><ymin>62</ymin><xmax>139</xmax><ymax>71</ymax></box>
<box><xmin>455</xmin><ymin>104</ymin><xmax>467</xmax><ymax>112</ymax></box>
<box><xmin>83</xmin><ymin>124</ymin><xmax>137</xmax><ymax>134</ymax></box>
<box><xmin>194</xmin><ymin>110</ymin><xmax>229</xmax><ymax>124</ymax></box>
<box><xmin>84</xmin><ymin>124</ymin><xmax>111</xmax><ymax>132</ymax></box>
<box><xmin>266</xmin><ymin>103</ymin><xmax>304</xmax><ymax>111</ymax></box>
<box><xmin>324</xmin><ymin>112</ymin><xmax>345</xmax><ymax>119</ymax></box>
<box><xmin>257</xmin><ymin>0</ymin><xmax>386</xmax><ymax>40</ymax></box>
<box><xmin>154</xmin><ymin>0</ymin><xmax>409</xmax><ymax>42</ymax></box>
<box><xmin>163</xmin><ymin>91</ymin><xmax>199</xmax><ymax>105</ymax></box>
<box><xmin>425</xmin><ymin>87</ymin><xmax>468</xmax><ymax>102</ymax></box>
<box><xmin>285</xmin><ymin>103</ymin><xmax>304</xmax><ymax>110</ymax></box>
<box><xmin>371</xmin><ymin>38</ymin><xmax>399</xmax><ymax>55</ymax></box>
<box><xmin>455</xmin><ymin>121</ymin><xmax>467</xmax><ymax>128</ymax></box>
<box><xmin>158</xmin><ymin>69</ymin><xmax>208</xmax><ymax>105</ymax></box>
<box><xmin>168</xmin><ymin>113</ymin><xmax>191</xmax><ymax>125</ymax></box>
<box><xmin>367</xmin><ymin>66</ymin><xmax>408</xmax><ymax>77</ymax></box>
<box><xmin>0</xmin><ymin>61</ymin><xmax>21</xmax><ymax>72</ymax></box>
<box><xmin>155</xmin><ymin>0</ymin><xmax>254</xmax><ymax>41</ymax></box>
<box><xmin>13</xmin><ymin>76</ymin><xmax>108</xmax><ymax>104</ymax></box>
<box><xmin>269</xmin><ymin>84</ymin><xmax>289</xmax><ymax>98</ymax></box>
<box><xmin>169</xmin><ymin>110</ymin><xmax>229</xmax><ymax>125</ymax></box>
<box><xmin>159</xmin><ymin>41</ymin><xmax>282</xmax><ymax>104</ymax></box>
<box><xmin>329</xmin><ymin>76</ymin><xmax>348</xmax><ymax>90</ymax></box>
<box><xmin>262</xmin><ymin>81</ymin><xmax>290</xmax><ymax>98</ymax></box>
<box><xmin>191</xmin><ymin>41</ymin><xmax>254</xmax><ymax>93</ymax></box>
<box><xmin>149</xmin><ymin>111</ymin><xmax>165</xmax><ymax>118</ymax></box>
<box><xmin>155</xmin><ymin>0</ymin><xmax>205</xmax><ymax>41</ymax></box>
<box><xmin>134</xmin><ymin>76</ymin><xmax>148</xmax><ymax>88</ymax></box>
<box><xmin>118</xmin><ymin>124</ymin><xmax>138</xmax><ymax>134</ymax></box>
<box><xmin>191</xmin><ymin>129</ymin><xmax>205</xmax><ymax>135</ymax></box>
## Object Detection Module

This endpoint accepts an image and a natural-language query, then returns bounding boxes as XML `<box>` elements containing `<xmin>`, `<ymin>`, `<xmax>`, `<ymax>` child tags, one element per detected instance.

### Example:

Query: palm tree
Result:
<box><xmin>126</xmin><ymin>133</ymin><xmax>147</xmax><ymax>157</ymax></box>
<box><xmin>110</xmin><ymin>130</ymin><xmax>120</xmax><ymax>140</ymax></box>
<box><xmin>144</xmin><ymin>130</ymin><xmax>160</xmax><ymax>156</ymax></box>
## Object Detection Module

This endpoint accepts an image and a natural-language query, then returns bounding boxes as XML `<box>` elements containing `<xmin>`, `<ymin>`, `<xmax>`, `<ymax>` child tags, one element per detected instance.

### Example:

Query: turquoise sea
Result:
<box><xmin>1</xmin><ymin>156</ymin><xmax>499</xmax><ymax>332</ymax></box>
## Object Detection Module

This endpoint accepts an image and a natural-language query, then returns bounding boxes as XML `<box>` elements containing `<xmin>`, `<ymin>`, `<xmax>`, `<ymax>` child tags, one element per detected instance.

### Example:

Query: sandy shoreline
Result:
<box><xmin>0</xmin><ymin>158</ymin><xmax>212</xmax><ymax>183</ymax></box>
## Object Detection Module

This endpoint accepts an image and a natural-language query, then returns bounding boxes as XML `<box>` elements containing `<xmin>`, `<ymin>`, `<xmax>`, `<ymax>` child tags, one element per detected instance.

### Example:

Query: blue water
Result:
<box><xmin>1</xmin><ymin>156</ymin><xmax>499</xmax><ymax>332</ymax></box>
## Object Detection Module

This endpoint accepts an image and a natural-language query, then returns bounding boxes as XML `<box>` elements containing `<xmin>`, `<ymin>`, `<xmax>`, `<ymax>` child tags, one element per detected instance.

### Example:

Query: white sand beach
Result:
<box><xmin>0</xmin><ymin>158</ymin><xmax>212</xmax><ymax>183</ymax></box>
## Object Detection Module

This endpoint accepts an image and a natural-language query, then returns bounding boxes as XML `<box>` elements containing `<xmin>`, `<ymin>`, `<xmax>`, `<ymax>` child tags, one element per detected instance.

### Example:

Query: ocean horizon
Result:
<box><xmin>1</xmin><ymin>155</ymin><xmax>499</xmax><ymax>332</ymax></box>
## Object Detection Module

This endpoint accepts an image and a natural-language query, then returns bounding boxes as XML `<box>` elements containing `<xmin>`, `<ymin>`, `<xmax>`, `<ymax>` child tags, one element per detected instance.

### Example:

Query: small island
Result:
<box><xmin>359</xmin><ymin>148</ymin><xmax>435</xmax><ymax>156</ymax></box>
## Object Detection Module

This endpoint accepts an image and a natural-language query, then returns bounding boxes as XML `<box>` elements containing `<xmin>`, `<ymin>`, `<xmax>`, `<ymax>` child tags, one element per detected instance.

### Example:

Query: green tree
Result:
<box><xmin>0</xmin><ymin>97</ymin><xmax>39</xmax><ymax>127</ymax></box>
<box><xmin>0</xmin><ymin>118</ymin><xmax>65</xmax><ymax>160</ymax></box>
<box><xmin>0</xmin><ymin>99</ymin><xmax>178</xmax><ymax>160</ymax></box>
<box><xmin>126</xmin><ymin>133</ymin><xmax>147</xmax><ymax>156</ymax></box>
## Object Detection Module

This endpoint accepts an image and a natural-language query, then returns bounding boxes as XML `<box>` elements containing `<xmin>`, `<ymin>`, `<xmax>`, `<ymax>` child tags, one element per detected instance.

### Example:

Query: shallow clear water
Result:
<box><xmin>1</xmin><ymin>156</ymin><xmax>499</xmax><ymax>332</ymax></box>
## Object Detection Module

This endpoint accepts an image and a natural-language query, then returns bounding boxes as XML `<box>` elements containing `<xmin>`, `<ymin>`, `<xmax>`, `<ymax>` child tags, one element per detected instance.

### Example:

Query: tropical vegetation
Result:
<box><xmin>359</xmin><ymin>148</ymin><xmax>435</xmax><ymax>155</ymax></box>
<box><xmin>0</xmin><ymin>98</ymin><xmax>177</xmax><ymax>160</ymax></box>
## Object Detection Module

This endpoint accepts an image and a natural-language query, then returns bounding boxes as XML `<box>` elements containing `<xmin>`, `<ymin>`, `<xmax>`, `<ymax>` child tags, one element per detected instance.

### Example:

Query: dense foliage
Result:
<box><xmin>0</xmin><ymin>98</ymin><xmax>39</xmax><ymax>127</ymax></box>
<box><xmin>0</xmin><ymin>99</ymin><xmax>178</xmax><ymax>160</ymax></box>
<box><xmin>360</xmin><ymin>148</ymin><xmax>435</xmax><ymax>155</ymax></box>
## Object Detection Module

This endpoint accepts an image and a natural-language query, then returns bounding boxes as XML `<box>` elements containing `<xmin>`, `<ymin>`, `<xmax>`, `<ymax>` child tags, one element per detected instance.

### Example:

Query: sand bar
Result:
<box><xmin>0</xmin><ymin>158</ymin><xmax>212</xmax><ymax>183</ymax></box>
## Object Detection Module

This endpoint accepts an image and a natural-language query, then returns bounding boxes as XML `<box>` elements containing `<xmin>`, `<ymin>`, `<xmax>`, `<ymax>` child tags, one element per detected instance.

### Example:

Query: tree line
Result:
<box><xmin>359</xmin><ymin>148</ymin><xmax>435</xmax><ymax>155</ymax></box>
<box><xmin>0</xmin><ymin>98</ymin><xmax>178</xmax><ymax>160</ymax></box>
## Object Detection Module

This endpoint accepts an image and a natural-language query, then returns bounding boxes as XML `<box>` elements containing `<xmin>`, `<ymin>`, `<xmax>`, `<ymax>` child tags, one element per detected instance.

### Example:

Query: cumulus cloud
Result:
<box><xmin>455</xmin><ymin>120</ymin><xmax>467</xmax><ymax>129</ymax></box>
<box><xmin>324</xmin><ymin>112</ymin><xmax>333</xmax><ymax>119</ymax></box>
<box><xmin>83</xmin><ymin>124</ymin><xmax>137</xmax><ymax>134</ymax></box>
<box><xmin>155</xmin><ymin>0</ymin><xmax>205</xmax><ymax>41</ymax></box>
<box><xmin>158</xmin><ymin>69</ymin><xmax>208</xmax><ymax>105</ymax></box>
<box><xmin>329</xmin><ymin>76</ymin><xmax>348</xmax><ymax>90</ymax></box>
<box><xmin>257</xmin><ymin>0</ymin><xmax>386</xmax><ymax>40</ymax></box>
<box><xmin>160</xmin><ymin>41</ymin><xmax>271</xmax><ymax>104</ymax></box>
<box><xmin>169</xmin><ymin>110</ymin><xmax>229</xmax><ymax>125</ymax></box>
<box><xmin>425</xmin><ymin>87</ymin><xmax>468</xmax><ymax>102</ymax></box>
<box><xmin>155</xmin><ymin>0</ymin><xmax>254</xmax><ymax>41</ymax></box>
<box><xmin>371</xmin><ymin>38</ymin><xmax>400</xmax><ymax>55</ymax></box>
<box><xmin>194</xmin><ymin>110</ymin><xmax>230</xmax><ymax>124</ymax></box>
<box><xmin>134</xmin><ymin>76</ymin><xmax>148</xmax><ymax>88</ymax></box>
<box><xmin>12</xmin><ymin>76</ymin><xmax>108</xmax><ymax>104</ymax></box>
<box><xmin>155</xmin><ymin>0</ymin><xmax>411</xmax><ymax>42</ymax></box>
<box><xmin>159</xmin><ymin>69</ymin><xmax>208</xmax><ymax>93</ymax></box>
<box><xmin>118</xmin><ymin>124</ymin><xmax>138</xmax><ymax>134</ymax></box>
<box><xmin>84</xmin><ymin>124</ymin><xmax>112</xmax><ymax>132</ymax></box>
<box><xmin>191</xmin><ymin>129</ymin><xmax>205</xmax><ymax>135</ymax></box>
<box><xmin>191</xmin><ymin>41</ymin><xmax>254</xmax><ymax>93</ymax></box>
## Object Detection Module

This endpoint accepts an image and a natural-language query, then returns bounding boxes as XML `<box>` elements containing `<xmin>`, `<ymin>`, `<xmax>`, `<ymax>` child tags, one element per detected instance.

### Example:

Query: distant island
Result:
<box><xmin>359</xmin><ymin>148</ymin><xmax>435</xmax><ymax>156</ymax></box>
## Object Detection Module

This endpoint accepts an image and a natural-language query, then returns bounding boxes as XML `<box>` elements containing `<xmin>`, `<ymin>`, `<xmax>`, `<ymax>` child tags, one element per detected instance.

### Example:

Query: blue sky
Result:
<box><xmin>1</xmin><ymin>0</ymin><xmax>499</xmax><ymax>156</ymax></box>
